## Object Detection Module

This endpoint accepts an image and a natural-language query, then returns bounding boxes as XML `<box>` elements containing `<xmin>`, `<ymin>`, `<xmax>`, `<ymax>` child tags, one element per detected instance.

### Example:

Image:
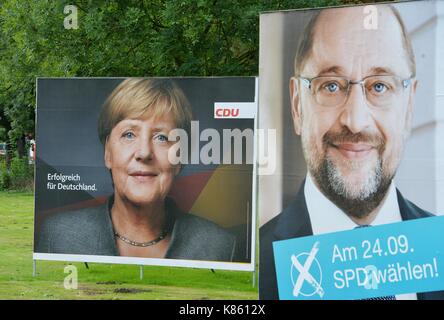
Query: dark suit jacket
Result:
<box><xmin>36</xmin><ymin>197</ymin><xmax>237</xmax><ymax>262</ymax></box>
<box><xmin>259</xmin><ymin>182</ymin><xmax>444</xmax><ymax>300</ymax></box>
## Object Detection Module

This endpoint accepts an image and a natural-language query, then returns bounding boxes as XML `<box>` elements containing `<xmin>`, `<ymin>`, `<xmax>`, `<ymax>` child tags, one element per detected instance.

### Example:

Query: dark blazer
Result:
<box><xmin>36</xmin><ymin>197</ymin><xmax>237</xmax><ymax>262</ymax></box>
<box><xmin>259</xmin><ymin>181</ymin><xmax>444</xmax><ymax>300</ymax></box>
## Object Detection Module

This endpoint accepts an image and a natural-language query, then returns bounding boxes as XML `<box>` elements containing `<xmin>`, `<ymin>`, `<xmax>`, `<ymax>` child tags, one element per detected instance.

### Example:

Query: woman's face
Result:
<box><xmin>104</xmin><ymin>114</ymin><xmax>180</xmax><ymax>206</ymax></box>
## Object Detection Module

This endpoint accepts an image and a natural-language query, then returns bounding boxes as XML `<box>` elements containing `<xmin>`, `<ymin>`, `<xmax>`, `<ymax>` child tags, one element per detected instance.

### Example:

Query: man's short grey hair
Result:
<box><xmin>294</xmin><ymin>4</ymin><xmax>416</xmax><ymax>77</ymax></box>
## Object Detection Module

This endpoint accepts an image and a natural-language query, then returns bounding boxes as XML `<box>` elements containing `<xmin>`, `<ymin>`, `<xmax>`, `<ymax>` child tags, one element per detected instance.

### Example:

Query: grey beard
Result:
<box><xmin>311</xmin><ymin>157</ymin><xmax>393</xmax><ymax>219</ymax></box>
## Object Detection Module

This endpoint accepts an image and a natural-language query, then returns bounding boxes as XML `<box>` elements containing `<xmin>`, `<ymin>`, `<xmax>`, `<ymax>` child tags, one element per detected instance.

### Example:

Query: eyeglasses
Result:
<box><xmin>298</xmin><ymin>75</ymin><xmax>414</xmax><ymax>108</ymax></box>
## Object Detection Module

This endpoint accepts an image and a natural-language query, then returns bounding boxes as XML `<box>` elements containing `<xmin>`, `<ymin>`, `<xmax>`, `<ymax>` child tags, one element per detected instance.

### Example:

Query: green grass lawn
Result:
<box><xmin>0</xmin><ymin>191</ymin><xmax>258</xmax><ymax>300</ymax></box>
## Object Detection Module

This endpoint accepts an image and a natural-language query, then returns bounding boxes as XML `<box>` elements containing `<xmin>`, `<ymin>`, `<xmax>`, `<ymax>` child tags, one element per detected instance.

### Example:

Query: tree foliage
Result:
<box><xmin>0</xmin><ymin>0</ymin><xmax>387</xmax><ymax>151</ymax></box>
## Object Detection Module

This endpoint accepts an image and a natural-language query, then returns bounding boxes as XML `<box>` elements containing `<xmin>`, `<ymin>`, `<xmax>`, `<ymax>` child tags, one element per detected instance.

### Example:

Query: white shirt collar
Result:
<box><xmin>304</xmin><ymin>173</ymin><xmax>402</xmax><ymax>235</ymax></box>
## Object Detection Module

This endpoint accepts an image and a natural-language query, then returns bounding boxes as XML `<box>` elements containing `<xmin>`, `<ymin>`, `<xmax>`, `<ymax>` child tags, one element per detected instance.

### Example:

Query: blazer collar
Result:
<box><xmin>396</xmin><ymin>189</ymin><xmax>432</xmax><ymax>221</ymax></box>
<box><xmin>272</xmin><ymin>183</ymin><xmax>429</xmax><ymax>240</ymax></box>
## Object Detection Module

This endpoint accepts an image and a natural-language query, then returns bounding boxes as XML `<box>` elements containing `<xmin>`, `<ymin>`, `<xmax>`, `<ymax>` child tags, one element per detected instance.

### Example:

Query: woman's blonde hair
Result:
<box><xmin>98</xmin><ymin>78</ymin><xmax>193</xmax><ymax>145</ymax></box>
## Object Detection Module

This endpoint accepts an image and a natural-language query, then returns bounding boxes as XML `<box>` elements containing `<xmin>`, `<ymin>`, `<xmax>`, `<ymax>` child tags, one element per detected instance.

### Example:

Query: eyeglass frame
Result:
<box><xmin>297</xmin><ymin>74</ymin><xmax>415</xmax><ymax>108</ymax></box>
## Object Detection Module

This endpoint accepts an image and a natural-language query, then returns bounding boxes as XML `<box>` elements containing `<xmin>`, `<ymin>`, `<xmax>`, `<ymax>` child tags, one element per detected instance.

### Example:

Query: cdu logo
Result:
<box><xmin>290</xmin><ymin>241</ymin><xmax>324</xmax><ymax>298</ymax></box>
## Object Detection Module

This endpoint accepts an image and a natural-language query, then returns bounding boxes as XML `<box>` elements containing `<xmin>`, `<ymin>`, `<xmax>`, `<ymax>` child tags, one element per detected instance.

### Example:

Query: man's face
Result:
<box><xmin>290</xmin><ymin>7</ymin><xmax>417</xmax><ymax>217</ymax></box>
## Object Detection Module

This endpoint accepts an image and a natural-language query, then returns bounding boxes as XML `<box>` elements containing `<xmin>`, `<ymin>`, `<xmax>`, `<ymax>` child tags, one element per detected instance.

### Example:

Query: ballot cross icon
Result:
<box><xmin>291</xmin><ymin>241</ymin><xmax>324</xmax><ymax>298</ymax></box>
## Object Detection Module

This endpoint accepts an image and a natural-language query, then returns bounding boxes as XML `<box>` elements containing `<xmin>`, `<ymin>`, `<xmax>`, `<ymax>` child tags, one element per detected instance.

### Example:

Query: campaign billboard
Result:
<box><xmin>258</xmin><ymin>0</ymin><xmax>444</xmax><ymax>299</ymax></box>
<box><xmin>34</xmin><ymin>77</ymin><xmax>257</xmax><ymax>271</ymax></box>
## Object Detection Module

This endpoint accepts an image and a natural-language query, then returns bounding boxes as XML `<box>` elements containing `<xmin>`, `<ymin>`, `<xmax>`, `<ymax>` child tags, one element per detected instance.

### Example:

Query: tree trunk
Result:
<box><xmin>16</xmin><ymin>136</ymin><xmax>25</xmax><ymax>158</ymax></box>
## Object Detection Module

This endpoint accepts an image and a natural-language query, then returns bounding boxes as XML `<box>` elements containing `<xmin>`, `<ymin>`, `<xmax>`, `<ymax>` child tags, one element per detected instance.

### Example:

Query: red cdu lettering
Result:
<box><xmin>231</xmin><ymin>108</ymin><xmax>239</xmax><ymax>117</ymax></box>
<box><xmin>215</xmin><ymin>107</ymin><xmax>240</xmax><ymax>118</ymax></box>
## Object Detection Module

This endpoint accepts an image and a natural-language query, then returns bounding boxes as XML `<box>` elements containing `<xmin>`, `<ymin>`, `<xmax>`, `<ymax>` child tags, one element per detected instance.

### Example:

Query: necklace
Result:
<box><xmin>114</xmin><ymin>229</ymin><xmax>168</xmax><ymax>247</ymax></box>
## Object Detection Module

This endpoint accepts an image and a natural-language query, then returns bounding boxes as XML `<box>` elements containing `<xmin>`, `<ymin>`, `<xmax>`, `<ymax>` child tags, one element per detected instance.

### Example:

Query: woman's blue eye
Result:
<box><xmin>123</xmin><ymin>132</ymin><xmax>135</xmax><ymax>140</ymax></box>
<box><xmin>155</xmin><ymin>134</ymin><xmax>168</xmax><ymax>142</ymax></box>
<box><xmin>373</xmin><ymin>83</ymin><xmax>387</xmax><ymax>93</ymax></box>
